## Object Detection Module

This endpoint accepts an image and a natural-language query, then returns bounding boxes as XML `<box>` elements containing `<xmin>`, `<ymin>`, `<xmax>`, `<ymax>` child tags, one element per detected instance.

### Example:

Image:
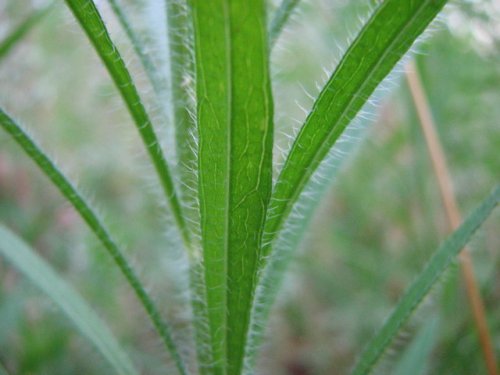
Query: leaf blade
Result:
<box><xmin>351</xmin><ymin>185</ymin><xmax>499</xmax><ymax>375</ymax></box>
<box><xmin>0</xmin><ymin>224</ymin><xmax>138</xmax><ymax>375</ymax></box>
<box><xmin>191</xmin><ymin>0</ymin><xmax>274</xmax><ymax>373</ymax></box>
<box><xmin>261</xmin><ymin>0</ymin><xmax>448</xmax><ymax>288</ymax></box>
<box><xmin>249</xmin><ymin>0</ymin><xmax>449</xmax><ymax>371</ymax></box>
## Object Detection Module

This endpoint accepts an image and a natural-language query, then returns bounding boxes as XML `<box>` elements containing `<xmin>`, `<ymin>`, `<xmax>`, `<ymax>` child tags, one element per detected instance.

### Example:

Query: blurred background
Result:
<box><xmin>0</xmin><ymin>0</ymin><xmax>499</xmax><ymax>374</ymax></box>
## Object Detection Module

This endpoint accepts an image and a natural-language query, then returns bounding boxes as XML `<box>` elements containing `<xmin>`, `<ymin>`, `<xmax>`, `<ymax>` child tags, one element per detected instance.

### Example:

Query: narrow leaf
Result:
<box><xmin>64</xmin><ymin>0</ymin><xmax>191</xmax><ymax>248</ymax></box>
<box><xmin>0</xmin><ymin>3</ymin><xmax>53</xmax><ymax>61</ymax></box>
<box><xmin>0</xmin><ymin>224</ymin><xmax>138</xmax><ymax>375</ymax></box>
<box><xmin>262</xmin><ymin>0</ymin><xmax>448</xmax><ymax>260</ymax></box>
<box><xmin>249</xmin><ymin>1</ymin><xmax>448</xmax><ymax>369</ymax></box>
<box><xmin>0</xmin><ymin>109</ymin><xmax>187</xmax><ymax>375</ymax></box>
<box><xmin>191</xmin><ymin>0</ymin><xmax>274</xmax><ymax>373</ymax></box>
<box><xmin>351</xmin><ymin>185</ymin><xmax>499</xmax><ymax>375</ymax></box>
<box><xmin>245</xmin><ymin>118</ymin><xmax>370</xmax><ymax>371</ymax></box>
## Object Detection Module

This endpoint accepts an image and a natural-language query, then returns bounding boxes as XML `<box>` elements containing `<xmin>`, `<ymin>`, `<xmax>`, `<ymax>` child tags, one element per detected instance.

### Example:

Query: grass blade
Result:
<box><xmin>0</xmin><ymin>224</ymin><xmax>138</xmax><ymax>375</ymax></box>
<box><xmin>64</xmin><ymin>0</ymin><xmax>191</xmax><ymax>249</ymax></box>
<box><xmin>261</xmin><ymin>0</ymin><xmax>448</xmax><ymax>275</ymax></box>
<box><xmin>0</xmin><ymin>109</ymin><xmax>187</xmax><ymax>375</ymax></box>
<box><xmin>350</xmin><ymin>185</ymin><xmax>499</xmax><ymax>375</ymax></box>
<box><xmin>268</xmin><ymin>0</ymin><xmax>300</xmax><ymax>48</ymax></box>
<box><xmin>191</xmin><ymin>0</ymin><xmax>274</xmax><ymax>373</ymax></box>
<box><xmin>0</xmin><ymin>3</ymin><xmax>53</xmax><ymax>62</ymax></box>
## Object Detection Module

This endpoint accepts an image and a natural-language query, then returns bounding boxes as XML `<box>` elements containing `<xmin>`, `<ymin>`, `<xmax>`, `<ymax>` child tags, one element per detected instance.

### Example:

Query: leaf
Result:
<box><xmin>268</xmin><ymin>0</ymin><xmax>300</xmax><ymax>48</ymax></box>
<box><xmin>0</xmin><ymin>3</ymin><xmax>53</xmax><ymax>62</ymax></box>
<box><xmin>249</xmin><ymin>0</ymin><xmax>448</xmax><ymax>369</ymax></box>
<box><xmin>350</xmin><ymin>185</ymin><xmax>499</xmax><ymax>375</ymax></box>
<box><xmin>262</xmin><ymin>0</ymin><xmax>448</xmax><ymax>259</ymax></box>
<box><xmin>191</xmin><ymin>0</ymin><xmax>274</xmax><ymax>373</ymax></box>
<box><xmin>243</xmin><ymin>122</ymin><xmax>370</xmax><ymax>371</ymax></box>
<box><xmin>64</xmin><ymin>0</ymin><xmax>191</xmax><ymax>248</ymax></box>
<box><xmin>0</xmin><ymin>109</ymin><xmax>187</xmax><ymax>375</ymax></box>
<box><xmin>0</xmin><ymin>225</ymin><xmax>138</xmax><ymax>375</ymax></box>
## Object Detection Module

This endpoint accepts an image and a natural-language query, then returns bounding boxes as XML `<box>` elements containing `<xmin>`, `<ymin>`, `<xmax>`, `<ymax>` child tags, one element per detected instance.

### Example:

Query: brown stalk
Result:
<box><xmin>405</xmin><ymin>60</ymin><xmax>498</xmax><ymax>375</ymax></box>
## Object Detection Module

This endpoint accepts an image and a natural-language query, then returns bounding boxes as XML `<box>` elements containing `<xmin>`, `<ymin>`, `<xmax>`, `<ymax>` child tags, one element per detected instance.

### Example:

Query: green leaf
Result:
<box><xmin>351</xmin><ymin>185</ymin><xmax>499</xmax><ymax>375</ymax></box>
<box><xmin>64</xmin><ymin>0</ymin><xmax>191</xmax><ymax>249</ymax></box>
<box><xmin>268</xmin><ymin>0</ymin><xmax>300</xmax><ymax>48</ymax></box>
<box><xmin>0</xmin><ymin>225</ymin><xmax>138</xmax><ymax>375</ymax></box>
<box><xmin>259</xmin><ymin>0</ymin><xmax>448</xmax><ymax>307</ymax></box>
<box><xmin>249</xmin><ymin>1</ymin><xmax>448</xmax><ymax>369</ymax></box>
<box><xmin>0</xmin><ymin>109</ymin><xmax>187</xmax><ymax>375</ymax></box>
<box><xmin>191</xmin><ymin>0</ymin><xmax>274</xmax><ymax>373</ymax></box>
<box><xmin>0</xmin><ymin>3</ymin><xmax>53</xmax><ymax>62</ymax></box>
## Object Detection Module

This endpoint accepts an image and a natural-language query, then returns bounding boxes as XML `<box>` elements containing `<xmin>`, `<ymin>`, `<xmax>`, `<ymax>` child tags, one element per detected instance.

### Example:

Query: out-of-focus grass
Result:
<box><xmin>0</xmin><ymin>1</ymin><xmax>498</xmax><ymax>374</ymax></box>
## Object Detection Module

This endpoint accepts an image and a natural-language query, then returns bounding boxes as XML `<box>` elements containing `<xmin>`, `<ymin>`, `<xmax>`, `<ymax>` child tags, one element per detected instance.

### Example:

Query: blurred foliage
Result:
<box><xmin>0</xmin><ymin>0</ymin><xmax>499</xmax><ymax>374</ymax></box>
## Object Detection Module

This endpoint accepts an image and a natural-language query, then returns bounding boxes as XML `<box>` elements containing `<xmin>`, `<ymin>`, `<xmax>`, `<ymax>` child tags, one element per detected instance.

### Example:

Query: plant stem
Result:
<box><xmin>405</xmin><ymin>60</ymin><xmax>498</xmax><ymax>375</ymax></box>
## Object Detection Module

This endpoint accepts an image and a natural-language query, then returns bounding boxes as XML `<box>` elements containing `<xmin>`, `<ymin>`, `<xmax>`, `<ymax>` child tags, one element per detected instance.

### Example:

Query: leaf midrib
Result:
<box><xmin>223</xmin><ymin>0</ymin><xmax>232</xmax><ymax>370</ymax></box>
